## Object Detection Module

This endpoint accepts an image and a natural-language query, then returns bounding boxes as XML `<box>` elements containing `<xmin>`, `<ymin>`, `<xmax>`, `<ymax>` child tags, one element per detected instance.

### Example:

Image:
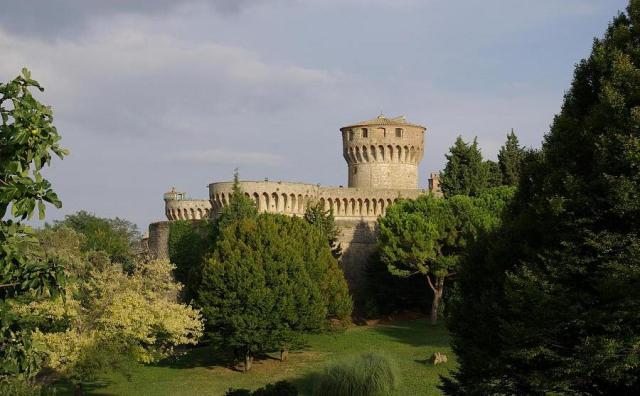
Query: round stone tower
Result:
<box><xmin>340</xmin><ymin>115</ymin><xmax>426</xmax><ymax>189</ymax></box>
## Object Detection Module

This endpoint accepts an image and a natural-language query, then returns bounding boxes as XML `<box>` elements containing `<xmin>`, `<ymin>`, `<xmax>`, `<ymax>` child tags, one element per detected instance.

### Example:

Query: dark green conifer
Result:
<box><xmin>440</xmin><ymin>136</ymin><xmax>487</xmax><ymax>197</ymax></box>
<box><xmin>484</xmin><ymin>160</ymin><xmax>503</xmax><ymax>188</ymax></box>
<box><xmin>444</xmin><ymin>2</ymin><xmax>640</xmax><ymax>393</ymax></box>
<box><xmin>497</xmin><ymin>129</ymin><xmax>524</xmax><ymax>186</ymax></box>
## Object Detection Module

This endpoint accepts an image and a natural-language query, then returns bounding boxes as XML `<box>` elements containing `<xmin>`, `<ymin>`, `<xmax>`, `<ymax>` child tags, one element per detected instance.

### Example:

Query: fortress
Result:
<box><xmin>148</xmin><ymin>115</ymin><xmax>441</xmax><ymax>302</ymax></box>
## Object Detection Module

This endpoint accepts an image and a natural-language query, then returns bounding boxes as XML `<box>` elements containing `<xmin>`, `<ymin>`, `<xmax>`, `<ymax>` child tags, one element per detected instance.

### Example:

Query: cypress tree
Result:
<box><xmin>444</xmin><ymin>2</ymin><xmax>640</xmax><ymax>393</ymax></box>
<box><xmin>484</xmin><ymin>160</ymin><xmax>503</xmax><ymax>188</ymax></box>
<box><xmin>497</xmin><ymin>129</ymin><xmax>524</xmax><ymax>186</ymax></box>
<box><xmin>440</xmin><ymin>136</ymin><xmax>487</xmax><ymax>197</ymax></box>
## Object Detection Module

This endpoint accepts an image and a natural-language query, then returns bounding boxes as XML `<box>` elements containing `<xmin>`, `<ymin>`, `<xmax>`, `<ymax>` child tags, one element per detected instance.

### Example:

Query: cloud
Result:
<box><xmin>168</xmin><ymin>148</ymin><xmax>285</xmax><ymax>166</ymax></box>
<box><xmin>0</xmin><ymin>25</ymin><xmax>343</xmax><ymax>139</ymax></box>
<box><xmin>0</xmin><ymin>0</ymin><xmax>290</xmax><ymax>38</ymax></box>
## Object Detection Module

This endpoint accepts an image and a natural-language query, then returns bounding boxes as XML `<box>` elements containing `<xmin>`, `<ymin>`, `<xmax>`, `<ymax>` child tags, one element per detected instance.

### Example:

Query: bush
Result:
<box><xmin>224</xmin><ymin>389</ymin><xmax>251</xmax><ymax>396</ymax></box>
<box><xmin>253</xmin><ymin>380</ymin><xmax>298</xmax><ymax>396</ymax></box>
<box><xmin>0</xmin><ymin>378</ymin><xmax>41</xmax><ymax>396</ymax></box>
<box><xmin>363</xmin><ymin>252</ymin><xmax>429</xmax><ymax>318</ymax></box>
<box><xmin>225</xmin><ymin>381</ymin><xmax>297</xmax><ymax>396</ymax></box>
<box><xmin>313</xmin><ymin>353</ymin><xmax>397</xmax><ymax>396</ymax></box>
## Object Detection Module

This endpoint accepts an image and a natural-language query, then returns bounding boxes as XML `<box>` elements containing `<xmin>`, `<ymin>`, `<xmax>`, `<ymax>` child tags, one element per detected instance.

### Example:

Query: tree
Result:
<box><xmin>18</xmin><ymin>252</ymin><xmax>203</xmax><ymax>394</ymax></box>
<box><xmin>377</xmin><ymin>189</ymin><xmax>513</xmax><ymax>325</ymax></box>
<box><xmin>198</xmin><ymin>186</ymin><xmax>352</xmax><ymax>371</ymax></box>
<box><xmin>304</xmin><ymin>200</ymin><xmax>342</xmax><ymax>258</ymax></box>
<box><xmin>52</xmin><ymin>210</ymin><xmax>141</xmax><ymax>268</ymax></box>
<box><xmin>0</xmin><ymin>69</ymin><xmax>68</xmax><ymax>384</ymax></box>
<box><xmin>444</xmin><ymin>2</ymin><xmax>640</xmax><ymax>393</ymax></box>
<box><xmin>497</xmin><ymin>129</ymin><xmax>524</xmax><ymax>186</ymax></box>
<box><xmin>484</xmin><ymin>160</ymin><xmax>503</xmax><ymax>188</ymax></box>
<box><xmin>440</xmin><ymin>136</ymin><xmax>487</xmax><ymax>197</ymax></box>
<box><xmin>216</xmin><ymin>170</ymin><xmax>258</xmax><ymax>231</ymax></box>
<box><xmin>198</xmin><ymin>214</ymin><xmax>327</xmax><ymax>371</ymax></box>
<box><xmin>168</xmin><ymin>219</ymin><xmax>213</xmax><ymax>302</ymax></box>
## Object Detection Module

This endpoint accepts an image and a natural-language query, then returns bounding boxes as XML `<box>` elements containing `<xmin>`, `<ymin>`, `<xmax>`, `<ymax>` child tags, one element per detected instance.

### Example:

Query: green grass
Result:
<box><xmin>55</xmin><ymin>319</ymin><xmax>454</xmax><ymax>395</ymax></box>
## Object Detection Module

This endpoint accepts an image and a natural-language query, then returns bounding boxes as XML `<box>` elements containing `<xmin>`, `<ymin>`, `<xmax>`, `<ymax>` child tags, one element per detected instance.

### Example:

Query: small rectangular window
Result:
<box><xmin>395</xmin><ymin>128</ymin><xmax>403</xmax><ymax>138</ymax></box>
<box><xmin>362</xmin><ymin>128</ymin><xmax>368</xmax><ymax>138</ymax></box>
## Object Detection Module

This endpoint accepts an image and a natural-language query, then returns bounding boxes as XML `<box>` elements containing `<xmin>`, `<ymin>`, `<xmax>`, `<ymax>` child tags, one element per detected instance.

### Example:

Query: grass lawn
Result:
<box><xmin>56</xmin><ymin>319</ymin><xmax>454</xmax><ymax>395</ymax></box>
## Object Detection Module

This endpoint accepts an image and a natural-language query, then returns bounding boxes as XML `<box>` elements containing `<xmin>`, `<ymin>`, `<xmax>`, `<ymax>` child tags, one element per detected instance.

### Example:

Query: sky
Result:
<box><xmin>0</xmin><ymin>0</ymin><xmax>630</xmax><ymax>230</ymax></box>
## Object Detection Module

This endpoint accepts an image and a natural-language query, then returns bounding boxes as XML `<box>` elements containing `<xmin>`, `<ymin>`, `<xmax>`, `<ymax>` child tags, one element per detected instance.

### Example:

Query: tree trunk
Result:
<box><xmin>243</xmin><ymin>351</ymin><xmax>253</xmax><ymax>372</ymax></box>
<box><xmin>74</xmin><ymin>383</ymin><xmax>84</xmax><ymax>396</ymax></box>
<box><xmin>428</xmin><ymin>275</ymin><xmax>445</xmax><ymax>325</ymax></box>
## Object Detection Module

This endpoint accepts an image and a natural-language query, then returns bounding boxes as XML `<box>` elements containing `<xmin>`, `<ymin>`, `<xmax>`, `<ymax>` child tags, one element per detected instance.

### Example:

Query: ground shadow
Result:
<box><xmin>370</xmin><ymin>319</ymin><xmax>451</xmax><ymax>348</ymax></box>
<box><xmin>155</xmin><ymin>344</ymin><xmax>236</xmax><ymax>370</ymax></box>
<box><xmin>155</xmin><ymin>344</ymin><xmax>304</xmax><ymax>373</ymax></box>
<box><xmin>48</xmin><ymin>379</ymin><xmax>115</xmax><ymax>396</ymax></box>
<box><xmin>289</xmin><ymin>370</ymin><xmax>322</xmax><ymax>395</ymax></box>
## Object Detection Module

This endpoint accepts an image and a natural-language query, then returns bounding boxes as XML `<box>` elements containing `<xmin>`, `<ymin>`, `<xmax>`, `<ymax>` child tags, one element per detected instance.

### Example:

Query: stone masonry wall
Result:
<box><xmin>341</xmin><ymin>120</ymin><xmax>425</xmax><ymax>189</ymax></box>
<box><xmin>208</xmin><ymin>180</ymin><xmax>425</xmax><ymax>220</ymax></box>
<box><xmin>148</xmin><ymin>221</ymin><xmax>171</xmax><ymax>260</ymax></box>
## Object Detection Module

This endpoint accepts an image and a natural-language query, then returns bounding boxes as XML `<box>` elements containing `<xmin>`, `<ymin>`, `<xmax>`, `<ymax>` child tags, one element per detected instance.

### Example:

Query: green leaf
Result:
<box><xmin>38</xmin><ymin>200</ymin><xmax>45</xmax><ymax>220</ymax></box>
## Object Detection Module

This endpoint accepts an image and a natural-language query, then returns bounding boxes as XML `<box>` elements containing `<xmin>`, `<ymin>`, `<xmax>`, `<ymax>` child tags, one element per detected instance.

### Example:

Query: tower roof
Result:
<box><xmin>340</xmin><ymin>114</ymin><xmax>425</xmax><ymax>130</ymax></box>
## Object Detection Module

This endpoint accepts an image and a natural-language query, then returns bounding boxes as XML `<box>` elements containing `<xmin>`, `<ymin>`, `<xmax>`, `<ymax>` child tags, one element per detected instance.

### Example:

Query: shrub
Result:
<box><xmin>224</xmin><ymin>389</ymin><xmax>251</xmax><ymax>396</ymax></box>
<box><xmin>225</xmin><ymin>381</ymin><xmax>297</xmax><ymax>396</ymax></box>
<box><xmin>313</xmin><ymin>353</ymin><xmax>397</xmax><ymax>396</ymax></box>
<box><xmin>253</xmin><ymin>380</ymin><xmax>298</xmax><ymax>396</ymax></box>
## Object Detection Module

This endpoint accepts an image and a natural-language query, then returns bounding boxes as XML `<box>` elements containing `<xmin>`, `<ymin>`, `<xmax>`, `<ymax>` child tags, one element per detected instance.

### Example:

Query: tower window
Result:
<box><xmin>362</xmin><ymin>128</ymin><xmax>368</xmax><ymax>138</ymax></box>
<box><xmin>395</xmin><ymin>128</ymin><xmax>403</xmax><ymax>138</ymax></box>
<box><xmin>378</xmin><ymin>127</ymin><xmax>386</xmax><ymax>137</ymax></box>
<box><xmin>348</xmin><ymin>130</ymin><xmax>354</xmax><ymax>141</ymax></box>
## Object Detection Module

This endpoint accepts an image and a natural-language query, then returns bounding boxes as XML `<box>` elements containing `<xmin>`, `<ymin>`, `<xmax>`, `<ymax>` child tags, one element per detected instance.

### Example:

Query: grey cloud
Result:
<box><xmin>168</xmin><ymin>149</ymin><xmax>285</xmax><ymax>166</ymax></box>
<box><xmin>0</xmin><ymin>0</ymin><xmax>285</xmax><ymax>38</ymax></box>
<box><xmin>0</xmin><ymin>27</ymin><xmax>343</xmax><ymax>139</ymax></box>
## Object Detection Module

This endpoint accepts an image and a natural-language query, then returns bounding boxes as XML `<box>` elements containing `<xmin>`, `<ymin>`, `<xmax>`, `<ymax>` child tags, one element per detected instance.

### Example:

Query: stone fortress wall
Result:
<box><xmin>209</xmin><ymin>181</ymin><xmax>425</xmax><ymax>219</ymax></box>
<box><xmin>148</xmin><ymin>115</ymin><xmax>442</xmax><ymax>304</ymax></box>
<box><xmin>165</xmin><ymin>197</ymin><xmax>212</xmax><ymax>221</ymax></box>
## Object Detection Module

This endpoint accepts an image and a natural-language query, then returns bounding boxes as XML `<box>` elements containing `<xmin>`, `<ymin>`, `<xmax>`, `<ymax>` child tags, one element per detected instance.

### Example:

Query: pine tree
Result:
<box><xmin>304</xmin><ymin>200</ymin><xmax>342</xmax><ymax>258</ymax></box>
<box><xmin>497</xmin><ymin>129</ymin><xmax>524</xmax><ymax>186</ymax></box>
<box><xmin>440</xmin><ymin>136</ymin><xmax>487</xmax><ymax>197</ymax></box>
<box><xmin>444</xmin><ymin>2</ymin><xmax>640</xmax><ymax>393</ymax></box>
<box><xmin>217</xmin><ymin>169</ymin><xmax>258</xmax><ymax>229</ymax></box>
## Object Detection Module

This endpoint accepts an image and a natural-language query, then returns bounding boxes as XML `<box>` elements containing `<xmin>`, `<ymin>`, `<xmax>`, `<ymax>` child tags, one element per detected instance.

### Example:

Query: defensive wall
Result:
<box><xmin>209</xmin><ymin>181</ymin><xmax>425</xmax><ymax>219</ymax></box>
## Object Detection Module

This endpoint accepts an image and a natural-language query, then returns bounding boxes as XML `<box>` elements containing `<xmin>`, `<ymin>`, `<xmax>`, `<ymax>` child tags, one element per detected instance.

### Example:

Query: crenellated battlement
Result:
<box><xmin>163</xmin><ymin>188</ymin><xmax>212</xmax><ymax>220</ymax></box>
<box><xmin>208</xmin><ymin>181</ymin><xmax>425</xmax><ymax>220</ymax></box>
<box><xmin>340</xmin><ymin>115</ymin><xmax>426</xmax><ymax>190</ymax></box>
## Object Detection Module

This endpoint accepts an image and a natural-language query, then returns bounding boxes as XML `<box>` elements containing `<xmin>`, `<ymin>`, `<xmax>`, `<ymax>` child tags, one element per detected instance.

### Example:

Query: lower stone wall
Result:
<box><xmin>148</xmin><ymin>221</ymin><xmax>171</xmax><ymax>260</ymax></box>
<box><xmin>335</xmin><ymin>219</ymin><xmax>379</xmax><ymax>309</ymax></box>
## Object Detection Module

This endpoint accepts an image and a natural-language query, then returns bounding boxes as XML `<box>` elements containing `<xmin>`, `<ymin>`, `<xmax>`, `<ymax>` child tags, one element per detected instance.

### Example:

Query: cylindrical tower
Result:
<box><xmin>340</xmin><ymin>115</ymin><xmax>426</xmax><ymax>189</ymax></box>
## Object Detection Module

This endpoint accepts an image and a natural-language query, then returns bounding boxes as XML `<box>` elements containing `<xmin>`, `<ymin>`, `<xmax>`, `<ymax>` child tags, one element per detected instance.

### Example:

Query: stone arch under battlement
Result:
<box><xmin>345</xmin><ymin>144</ymin><xmax>423</xmax><ymax>165</ymax></box>
<box><xmin>165</xmin><ymin>199</ymin><xmax>212</xmax><ymax>221</ymax></box>
<box><xmin>204</xmin><ymin>181</ymin><xmax>426</xmax><ymax>220</ymax></box>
